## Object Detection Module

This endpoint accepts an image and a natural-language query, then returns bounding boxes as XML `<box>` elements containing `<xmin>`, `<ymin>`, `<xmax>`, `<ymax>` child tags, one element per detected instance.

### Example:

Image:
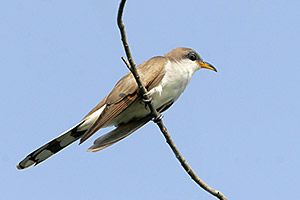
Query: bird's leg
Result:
<box><xmin>153</xmin><ymin>113</ymin><xmax>163</xmax><ymax>123</ymax></box>
<box><xmin>142</xmin><ymin>91</ymin><xmax>164</xmax><ymax>122</ymax></box>
<box><xmin>143</xmin><ymin>86</ymin><xmax>161</xmax><ymax>105</ymax></box>
<box><xmin>142</xmin><ymin>91</ymin><xmax>152</xmax><ymax>103</ymax></box>
<box><xmin>142</xmin><ymin>91</ymin><xmax>152</xmax><ymax>109</ymax></box>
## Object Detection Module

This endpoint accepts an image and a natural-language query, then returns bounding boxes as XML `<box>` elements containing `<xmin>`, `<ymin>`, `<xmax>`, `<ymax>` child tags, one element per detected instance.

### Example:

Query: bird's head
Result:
<box><xmin>165</xmin><ymin>47</ymin><xmax>217</xmax><ymax>73</ymax></box>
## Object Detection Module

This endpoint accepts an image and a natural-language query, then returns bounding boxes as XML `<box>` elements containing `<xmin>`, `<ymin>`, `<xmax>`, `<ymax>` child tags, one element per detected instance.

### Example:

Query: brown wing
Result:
<box><xmin>83</xmin><ymin>96</ymin><xmax>107</xmax><ymax>119</ymax></box>
<box><xmin>87</xmin><ymin>116</ymin><xmax>152</xmax><ymax>152</ymax></box>
<box><xmin>79</xmin><ymin>56</ymin><xmax>168</xmax><ymax>143</ymax></box>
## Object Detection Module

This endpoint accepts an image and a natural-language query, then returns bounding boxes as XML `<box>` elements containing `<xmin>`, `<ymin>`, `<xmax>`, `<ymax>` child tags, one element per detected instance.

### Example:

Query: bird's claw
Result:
<box><xmin>142</xmin><ymin>92</ymin><xmax>152</xmax><ymax>104</ymax></box>
<box><xmin>153</xmin><ymin>114</ymin><xmax>163</xmax><ymax>123</ymax></box>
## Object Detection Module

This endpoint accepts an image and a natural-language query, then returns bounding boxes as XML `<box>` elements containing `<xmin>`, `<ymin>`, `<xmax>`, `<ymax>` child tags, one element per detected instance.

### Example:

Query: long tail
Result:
<box><xmin>17</xmin><ymin>121</ymin><xmax>86</xmax><ymax>170</ymax></box>
<box><xmin>17</xmin><ymin>115</ymin><xmax>151</xmax><ymax>169</ymax></box>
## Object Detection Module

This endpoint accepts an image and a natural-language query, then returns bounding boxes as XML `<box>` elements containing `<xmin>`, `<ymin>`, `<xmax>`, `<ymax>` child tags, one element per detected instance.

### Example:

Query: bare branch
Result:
<box><xmin>117</xmin><ymin>0</ymin><xmax>227</xmax><ymax>199</ymax></box>
<box><xmin>121</xmin><ymin>56</ymin><xmax>132</xmax><ymax>72</ymax></box>
<box><xmin>155</xmin><ymin>121</ymin><xmax>228</xmax><ymax>200</ymax></box>
<box><xmin>117</xmin><ymin>0</ymin><xmax>160</xmax><ymax>118</ymax></box>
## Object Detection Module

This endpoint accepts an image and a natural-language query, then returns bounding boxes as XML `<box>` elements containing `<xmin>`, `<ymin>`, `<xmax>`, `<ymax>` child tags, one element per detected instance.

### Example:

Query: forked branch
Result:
<box><xmin>117</xmin><ymin>0</ymin><xmax>227</xmax><ymax>199</ymax></box>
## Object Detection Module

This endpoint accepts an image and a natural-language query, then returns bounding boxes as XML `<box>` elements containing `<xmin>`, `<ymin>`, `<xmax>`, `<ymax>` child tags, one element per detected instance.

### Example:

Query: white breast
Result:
<box><xmin>151</xmin><ymin>60</ymin><xmax>198</xmax><ymax>108</ymax></box>
<box><xmin>110</xmin><ymin>60</ymin><xmax>199</xmax><ymax>126</ymax></box>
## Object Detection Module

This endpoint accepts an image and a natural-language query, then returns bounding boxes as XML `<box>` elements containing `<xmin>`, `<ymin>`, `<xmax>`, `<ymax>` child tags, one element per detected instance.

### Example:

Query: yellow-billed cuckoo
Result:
<box><xmin>17</xmin><ymin>47</ymin><xmax>217</xmax><ymax>169</ymax></box>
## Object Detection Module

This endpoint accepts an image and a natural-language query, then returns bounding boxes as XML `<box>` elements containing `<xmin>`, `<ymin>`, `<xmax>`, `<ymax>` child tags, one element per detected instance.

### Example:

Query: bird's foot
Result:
<box><xmin>142</xmin><ymin>92</ymin><xmax>152</xmax><ymax>104</ymax></box>
<box><xmin>153</xmin><ymin>113</ymin><xmax>163</xmax><ymax>123</ymax></box>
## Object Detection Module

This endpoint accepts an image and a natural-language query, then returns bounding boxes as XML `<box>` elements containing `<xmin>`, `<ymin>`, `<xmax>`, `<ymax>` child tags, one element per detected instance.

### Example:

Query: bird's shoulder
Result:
<box><xmin>83</xmin><ymin>56</ymin><xmax>168</xmax><ymax>119</ymax></box>
<box><xmin>106</xmin><ymin>56</ymin><xmax>168</xmax><ymax>105</ymax></box>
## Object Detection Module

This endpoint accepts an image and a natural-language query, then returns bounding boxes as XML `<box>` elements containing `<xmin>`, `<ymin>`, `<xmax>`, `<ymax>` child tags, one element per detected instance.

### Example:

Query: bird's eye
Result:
<box><xmin>188</xmin><ymin>52</ymin><xmax>197</xmax><ymax>61</ymax></box>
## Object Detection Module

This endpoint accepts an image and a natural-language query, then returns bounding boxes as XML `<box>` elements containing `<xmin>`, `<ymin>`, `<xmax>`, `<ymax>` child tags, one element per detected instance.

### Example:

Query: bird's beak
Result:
<box><xmin>197</xmin><ymin>60</ymin><xmax>217</xmax><ymax>72</ymax></box>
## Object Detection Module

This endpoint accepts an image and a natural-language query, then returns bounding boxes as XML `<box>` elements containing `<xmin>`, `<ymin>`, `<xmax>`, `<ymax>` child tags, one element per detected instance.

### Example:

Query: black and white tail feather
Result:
<box><xmin>17</xmin><ymin>121</ymin><xmax>86</xmax><ymax>169</ymax></box>
<box><xmin>17</xmin><ymin>117</ymin><xmax>150</xmax><ymax>170</ymax></box>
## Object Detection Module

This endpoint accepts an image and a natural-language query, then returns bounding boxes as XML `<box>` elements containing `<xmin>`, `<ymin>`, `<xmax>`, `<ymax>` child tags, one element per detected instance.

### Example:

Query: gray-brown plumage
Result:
<box><xmin>80</xmin><ymin>56</ymin><xmax>167</xmax><ymax>143</ymax></box>
<box><xmin>17</xmin><ymin>47</ymin><xmax>216</xmax><ymax>170</ymax></box>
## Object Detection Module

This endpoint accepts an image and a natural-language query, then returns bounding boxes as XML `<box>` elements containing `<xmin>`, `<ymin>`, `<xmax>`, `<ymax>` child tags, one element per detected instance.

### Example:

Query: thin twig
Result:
<box><xmin>117</xmin><ymin>3</ymin><xmax>159</xmax><ymax>117</ymax></box>
<box><xmin>121</xmin><ymin>56</ymin><xmax>132</xmax><ymax>71</ymax></box>
<box><xmin>117</xmin><ymin>0</ymin><xmax>227</xmax><ymax>199</ymax></box>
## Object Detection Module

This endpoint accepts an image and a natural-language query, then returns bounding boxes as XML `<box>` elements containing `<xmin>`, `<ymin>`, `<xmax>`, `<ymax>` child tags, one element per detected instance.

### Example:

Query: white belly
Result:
<box><xmin>81</xmin><ymin>60</ymin><xmax>197</xmax><ymax>129</ymax></box>
<box><xmin>111</xmin><ymin>60</ymin><xmax>194</xmax><ymax>126</ymax></box>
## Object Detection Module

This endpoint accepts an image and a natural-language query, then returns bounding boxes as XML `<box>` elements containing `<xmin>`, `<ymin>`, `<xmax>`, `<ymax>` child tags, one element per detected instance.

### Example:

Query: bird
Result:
<box><xmin>17</xmin><ymin>47</ymin><xmax>217</xmax><ymax>170</ymax></box>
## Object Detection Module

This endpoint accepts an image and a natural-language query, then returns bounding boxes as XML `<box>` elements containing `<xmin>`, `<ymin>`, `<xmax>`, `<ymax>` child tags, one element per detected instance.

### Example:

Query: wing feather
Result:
<box><xmin>79</xmin><ymin>56</ymin><xmax>168</xmax><ymax>143</ymax></box>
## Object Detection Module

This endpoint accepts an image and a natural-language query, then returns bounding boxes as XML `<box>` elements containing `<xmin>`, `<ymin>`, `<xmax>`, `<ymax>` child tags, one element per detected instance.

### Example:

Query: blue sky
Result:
<box><xmin>1</xmin><ymin>0</ymin><xmax>300</xmax><ymax>199</ymax></box>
